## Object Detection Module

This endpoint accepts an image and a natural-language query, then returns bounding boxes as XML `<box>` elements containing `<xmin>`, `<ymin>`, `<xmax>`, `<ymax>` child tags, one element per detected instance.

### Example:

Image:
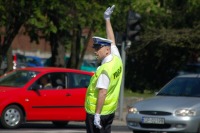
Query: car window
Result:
<box><xmin>67</xmin><ymin>72</ymin><xmax>91</xmax><ymax>88</ymax></box>
<box><xmin>51</xmin><ymin>73</ymin><xmax>65</xmax><ymax>89</ymax></box>
<box><xmin>16</xmin><ymin>54</ymin><xmax>27</xmax><ymax>63</ymax></box>
<box><xmin>26</xmin><ymin>56</ymin><xmax>43</xmax><ymax>67</ymax></box>
<box><xmin>0</xmin><ymin>70</ymin><xmax>39</xmax><ymax>87</ymax></box>
<box><xmin>30</xmin><ymin>72</ymin><xmax>91</xmax><ymax>90</ymax></box>
<box><xmin>157</xmin><ymin>77</ymin><xmax>200</xmax><ymax>97</ymax></box>
<box><xmin>27</xmin><ymin>57</ymin><xmax>37</xmax><ymax>64</ymax></box>
<box><xmin>83</xmin><ymin>60</ymin><xmax>93</xmax><ymax>67</ymax></box>
<box><xmin>32</xmin><ymin>73</ymin><xmax>65</xmax><ymax>90</ymax></box>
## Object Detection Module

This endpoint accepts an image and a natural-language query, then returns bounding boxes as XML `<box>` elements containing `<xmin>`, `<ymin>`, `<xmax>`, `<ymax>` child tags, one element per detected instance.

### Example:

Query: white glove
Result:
<box><xmin>104</xmin><ymin>5</ymin><xmax>115</xmax><ymax>20</ymax></box>
<box><xmin>94</xmin><ymin>113</ymin><xmax>102</xmax><ymax>129</ymax></box>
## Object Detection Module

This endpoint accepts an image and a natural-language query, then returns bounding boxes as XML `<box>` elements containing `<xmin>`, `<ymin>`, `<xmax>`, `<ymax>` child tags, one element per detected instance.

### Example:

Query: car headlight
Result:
<box><xmin>128</xmin><ymin>107</ymin><xmax>138</xmax><ymax>114</ymax></box>
<box><xmin>175</xmin><ymin>109</ymin><xmax>196</xmax><ymax>116</ymax></box>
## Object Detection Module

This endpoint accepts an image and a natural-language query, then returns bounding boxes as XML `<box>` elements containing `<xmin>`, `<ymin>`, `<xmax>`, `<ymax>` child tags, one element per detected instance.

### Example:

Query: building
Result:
<box><xmin>11</xmin><ymin>27</ymin><xmax>95</xmax><ymax>59</ymax></box>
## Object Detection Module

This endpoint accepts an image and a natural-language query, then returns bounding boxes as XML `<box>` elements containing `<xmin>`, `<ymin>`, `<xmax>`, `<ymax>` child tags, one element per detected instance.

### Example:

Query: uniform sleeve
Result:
<box><xmin>96</xmin><ymin>73</ymin><xmax>110</xmax><ymax>89</ymax></box>
<box><xmin>111</xmin><ymin>45</ymin><xmax>121</xmax><ymax>59</ymax></box>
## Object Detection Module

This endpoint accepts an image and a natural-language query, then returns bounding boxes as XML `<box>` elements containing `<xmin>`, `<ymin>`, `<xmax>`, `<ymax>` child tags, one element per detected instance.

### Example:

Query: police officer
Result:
<box><xmin>85</xmin><ymin>5</ymin><xmax>123</xmax><ymax>133</ymax></box>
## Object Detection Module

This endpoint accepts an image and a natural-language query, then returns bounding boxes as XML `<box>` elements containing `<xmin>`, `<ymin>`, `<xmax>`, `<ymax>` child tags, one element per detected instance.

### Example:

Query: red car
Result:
<box><xmin>0</xmin><ymin>67</ymin><xmax>93</xmax><ymax>129</ymax></box>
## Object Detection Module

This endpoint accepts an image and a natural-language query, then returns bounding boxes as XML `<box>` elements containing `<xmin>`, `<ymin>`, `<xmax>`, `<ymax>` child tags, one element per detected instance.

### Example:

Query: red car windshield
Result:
<box><xmin>0</xmin><ymin>70</ymin><xmax>39</xmax><ymax>87</ymax></box>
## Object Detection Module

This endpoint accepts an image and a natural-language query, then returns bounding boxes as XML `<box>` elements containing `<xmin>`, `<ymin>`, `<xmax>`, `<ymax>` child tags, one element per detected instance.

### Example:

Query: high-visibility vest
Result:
<box><xmin>85</xmin><ymin>55</ymin><xmax>123</xmax><ymax>115</ymax></box>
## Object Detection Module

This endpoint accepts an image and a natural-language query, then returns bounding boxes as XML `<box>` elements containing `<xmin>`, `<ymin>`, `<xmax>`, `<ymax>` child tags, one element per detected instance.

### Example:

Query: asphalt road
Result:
<box><xmin>0</xmin><ymin>121</ymin><xmax>131</xmax><ymax>133</ymax></box>
<box><xmin>0</xmin><ymin>97</ymin><xmax>138</xmax><ymax>133</ymax></box>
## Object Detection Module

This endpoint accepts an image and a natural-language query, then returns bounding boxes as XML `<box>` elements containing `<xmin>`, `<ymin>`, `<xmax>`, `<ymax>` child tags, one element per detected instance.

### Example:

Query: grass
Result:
<box><xmin>124</xmin><ymin>89</ymin><xmax>155</xmax><ymax>98</ymax></box>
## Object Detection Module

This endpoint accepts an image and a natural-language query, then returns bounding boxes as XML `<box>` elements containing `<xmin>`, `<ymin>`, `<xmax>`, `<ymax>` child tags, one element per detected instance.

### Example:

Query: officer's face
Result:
<box><xmin>94</xmin><ymin>46</ymin><xmax>110</xmax><ymax>61</ymax></box>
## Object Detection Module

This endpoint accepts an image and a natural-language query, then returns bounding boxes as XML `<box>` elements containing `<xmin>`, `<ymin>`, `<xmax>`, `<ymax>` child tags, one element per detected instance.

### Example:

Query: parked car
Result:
<box><xmin>44</xmin><ymin>56</ymin><xmax>97</xmax><ymax>72</ymax></box>
<box><xmin>0</xmin><ymin>67</ymin><xmax>93</xmax><ymax>129</ymax></box>
<box><xmin>13</xmin><ymin>53</ymin><xmax>28</xmax><ymax>69</ymax></box>
<box><xmin>1</xmin><ymin>53</ymin><xmax>27</xmax><ymax>74</ymax></box>
<box><xmin>0</xmin><ymin>57</ymin><xmax>7</xmax><ymax>75</ymax></box>
<box><xmin>81</xmin><ymin>59</ymin><xmax>97</xmax><ymax>72</ymax></box>
<box><xmin>26</xmin><ymin>56</ymin><xmax>44</xmax><ymax>67</ymax></box>
<box><xmin>126</xmin><ymin>74</ymin><xmax>200</xmax><ymax>133</ymax></box>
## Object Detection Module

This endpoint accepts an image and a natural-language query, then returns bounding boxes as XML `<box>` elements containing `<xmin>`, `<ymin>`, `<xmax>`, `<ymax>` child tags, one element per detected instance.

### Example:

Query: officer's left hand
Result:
<box><xmin>104</xmin><ymin>5</ymin><xmax>115</xmax><ymax>20</ymax></box>
<box><xmin>94</xmin><ymin>113</ymin><xmax>102</xmax><ymax>129</ymax></box>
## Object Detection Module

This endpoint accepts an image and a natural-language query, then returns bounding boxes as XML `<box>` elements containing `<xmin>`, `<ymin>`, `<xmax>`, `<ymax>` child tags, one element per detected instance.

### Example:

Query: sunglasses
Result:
<box><xmin>93</xmin><ymin>46</ymin><xmax>105</xmax><ymax>51</ymax></box>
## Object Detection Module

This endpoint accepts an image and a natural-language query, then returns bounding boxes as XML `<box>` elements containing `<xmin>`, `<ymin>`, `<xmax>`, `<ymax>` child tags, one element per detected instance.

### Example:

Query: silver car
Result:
<box><xmin>126</xmin><ymin>74</ymin><xmax>200</xmax><ymax>133</ymax></box>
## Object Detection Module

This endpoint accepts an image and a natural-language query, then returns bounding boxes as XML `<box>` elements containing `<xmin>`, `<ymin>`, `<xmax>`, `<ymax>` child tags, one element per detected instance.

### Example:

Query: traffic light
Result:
<box><xmin>126</xmin><ymin>10</ymin><xmax>141</xmax><ymax>42</ymax></box>
<box><xmin>115</xmin><ymin>32</ymin><xmax>126</xmax><ymax>45</ymax></box>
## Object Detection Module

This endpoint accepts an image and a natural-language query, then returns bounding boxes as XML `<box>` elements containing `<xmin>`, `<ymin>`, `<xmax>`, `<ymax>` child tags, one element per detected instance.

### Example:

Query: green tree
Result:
<box><xmin>0</xmin><ymin>0</ymin><xmax>59</xmax><ymax>71</ymax></box>
<box><xmin>0</xmin><ymin>0</ymin><xmax>104</xmax><ymax>72</ymax></box>
<box><xmin>0</xmin><ymin>0</ymin><xmax>36</xmax><ymax>72</ymax></box>
<box><xmin>1</xmin><ymin>0</ymin><xmax>200</xmax><ymax>93</ymax></box>
<box><xmin>125</xmin><ymin>0</ymin><xmax>200</xmax><ymax>92</ymax></box>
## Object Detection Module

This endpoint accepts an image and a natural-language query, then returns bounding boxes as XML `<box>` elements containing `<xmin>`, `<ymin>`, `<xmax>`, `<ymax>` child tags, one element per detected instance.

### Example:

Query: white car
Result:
<box><xmin>126</xmin><ymin>74</ymin><xmax>200</xmax><ymax>133</ymax></box>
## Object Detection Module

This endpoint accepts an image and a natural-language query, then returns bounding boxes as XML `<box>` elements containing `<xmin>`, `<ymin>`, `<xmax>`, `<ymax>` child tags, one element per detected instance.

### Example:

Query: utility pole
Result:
<box><xmin>119</xmin><ymin>41</ymin><xmax>126</xmax><ymax>120</ymax></box>
<box><xmin>115</xmin><ymin>31</ymin><xmax>126</xmax><ymax>120</ymax></box>
<box><xmin>118</xmin><ymin>10</ymin><xmax>141</xmax><ymax>120</ymax></box>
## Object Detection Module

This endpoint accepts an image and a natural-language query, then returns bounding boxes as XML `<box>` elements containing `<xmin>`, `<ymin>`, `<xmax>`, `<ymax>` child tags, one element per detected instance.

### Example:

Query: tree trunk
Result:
<box><xmin>78</xmin><ymin>23</ymin><xmax>95</xmax><ymax>69</ymax></box>
<box><xmin>0</xmin><ymin>23</ymin><xmax>22</xmax><ymax>74</ymax></box>
<box><xmin>6</xmin><ymin>47</ymin><xmax>13</xmax><ymax>72</ymax></box>
<box><xmin>50</xmin><ymin>33</ymin><xmax>65</xmax><ymax>67</ymax></box>
<box><xmin>68</xmin><ymin>29</ymin><xmax>77</xmax><ymax>69</ymax></box>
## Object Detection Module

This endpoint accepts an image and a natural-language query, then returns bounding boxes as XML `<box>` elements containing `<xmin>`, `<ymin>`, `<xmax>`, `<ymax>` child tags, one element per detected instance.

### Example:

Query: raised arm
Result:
<box><xmin>104</xmin><ymin>5</ymin><xmax>115</xmax><ymax>46</ymax></box>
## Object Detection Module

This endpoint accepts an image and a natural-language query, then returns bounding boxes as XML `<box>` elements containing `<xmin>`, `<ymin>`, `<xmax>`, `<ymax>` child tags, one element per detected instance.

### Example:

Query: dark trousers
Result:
<box><xmin>85</xmin><ymin>113</ymin><xmax>115</xmax><ymax>133</ymax></box>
